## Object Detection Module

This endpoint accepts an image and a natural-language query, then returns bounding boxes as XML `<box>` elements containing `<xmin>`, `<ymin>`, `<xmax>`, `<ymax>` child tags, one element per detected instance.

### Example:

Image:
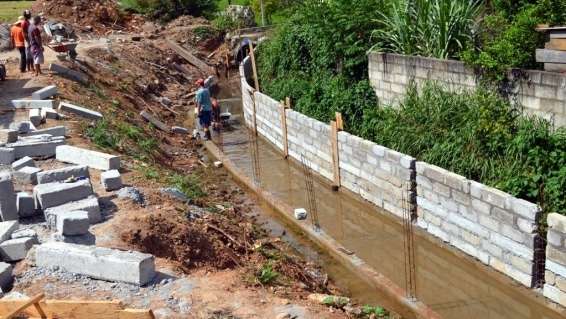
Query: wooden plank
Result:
<box><xmin>544</xmin><ymin>63</ymin><xmax>566</xmax><ymax>72</ymax></box>
<box><xmin>251</xmin><ymin>94</ymin><xmax>258</xmax><ymax>135</ymax></box>
<box><xmin>549</xmin><ymin>30</ymin><xmax>566</xmax><ymax>39</ymax></box>
<box><xmin>545</xmin><ymin>38</ymin><xmax>566</xmax><ymax>51</ymax></box>
<box><xmin>536</xmin><ymin>49</ymin><xmax>566</xmax><ymax>63</ymax></box>
<box><xmin>166</xmin><ymin>39</ymin><xmax>214</xmax><ymax>74</ymax></box>
<box><xmin>3</xmin><ymin>293</ymin><xmax>45</xmax><ymax>319</ymax></box>
<box><xmin>280</xmin><ymin>101</ymin><xmax>289</xmax><ymax>158</ymax></box>
<box><xmin>248</xmin><ymin>42</ymin><xmax>260</xmax><ymax>92</ymax></box>
<box><xmin>335</xmin><ymin>112</ymin><xmax>344</xmax><ymax>131</ymax></box>
<box><xmin>118</xmin><ymin>309</ymin><xmax>156</xmax><ymax>319</ymax></box>
<box><xmin>330</xmin><ymin>121</ymin><xmax>340</xmax><ymax>190</ymax></box>
<box><xmin>285</xmin><ymin>97</ymin><xmax>291</xmax><ymax>109</ymax></box>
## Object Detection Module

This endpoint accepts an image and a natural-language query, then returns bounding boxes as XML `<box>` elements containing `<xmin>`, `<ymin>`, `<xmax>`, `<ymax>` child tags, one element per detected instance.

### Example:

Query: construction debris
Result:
<box><xmin>294</xmin><ymin>208</ymin><xmax>307</xmax><ymax>220</ymax></box>
<box><xmin>44</xmin><ymin>196</ymin><xmax>101</xmax><ymax>226</ymax></box>
<box><xmin>0</xmin><ymin>148</ymin><xmax>15</xmax><ymax>165</ymax></box>
<box><xmin>14</xmin><ymin>166</ymin><xmax>42</xmax><ymax>185</ymax></box>
<box><xmin>140</xmin><ymin>111</ymin><xmax>170</xmax><ymax>132</ymax></box>
<box><xmin>0</xmin><ymin>129</ymin><xmax>18</xmax><ymax>144</ymax></box>
<box><xmin>11</xmin><ymin>157</ymin><xmax>35</xmax><ymax>171</ymax></box>
<box><xmin>33</xmin><ymin>179</ymin><xmax>94</xmax><ymax>210</ymax></box>
<box><xmin>101</xmin><ymin>170</ymin><xmax>122</xmax><ymax>191</ymax></box>
<box><xmin>6</xmin><ymin>136</ymin><xmax>65</xmax><ymax>159</ymax></box>
<box><xmin>10</xmin><ymin>100</ymin><xmax>54</xmax><ymax>109</ymax></box>
<box><xmin>0</xmin><ymin>237</ymin><xmax>37</xmax><ymax>262</ymax></box>
<box><xmin>0</xmin><ymin>262</ymin><xmax>13</xmax><ymax>291</ymax></box>
<box><xmin>32</xmin><ymin>85</ymin><xmax>58</xmax><ymax>100</ymax></box>
<box><xmin>28</xmin><ymin>109</ymin><xmax>43</xmax><ymax>127</ymax></box>
<box><xmin>36</xmin><ymin>242</ymin><xmax>156</xmax><ymax>285</ymax></box>
<box><xmin>9</xmin><ymin>122</ymin><xmax>36</xmax><ymax>134</ymax></box>
<box><xmin>56</xmin><ymin>211</ymin><xmax>90</xmax><ymax>236</ymax></box>
<box><xmin>41</xmin><ymin>108</ymin><xmax>60</xmax><ymax>120</ymax></box>
<box><xmin>23</xmin><ymin>126</ymin><xmax>66</xmax><ymax>138</ymax></box>
<box><xmin>49</xmin><ymin>64</ymin><xmax>89</xmax><ymax>84</ymax></box>
<box><xmin>171</xmin><ymin>126</ymin><xmax>189</xmax><ymax>135</ymax></box>
<box><xmin>0</xmin><ymin>221</ymin><xmax>19</xmax><ymax>242</ymax></box>
<box><xmin>56</xmin><ymin>145</ymin><xmax>120</xmax><ymax>170</ymax></box>
<box><xmin>36</xmin><ymin>165</ymin><xmax>90</xmax><ymax>184</ymax></box>
<box><xmin>58</xmin><ymin>102</ymin><xmax>103</xmax><ymax>120</ymax></box>
<box><xmin>0</xmin><ymin>174</ymin><xmax>18</xmax><ymax>221</ymax></box>
<box><xmin>16</xmin><ymin>192</ymin><xmax>35</xmax><ymax>218</ymax></box>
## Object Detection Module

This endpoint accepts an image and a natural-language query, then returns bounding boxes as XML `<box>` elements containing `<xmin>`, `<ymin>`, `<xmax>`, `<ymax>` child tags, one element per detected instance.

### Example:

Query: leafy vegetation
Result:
<box><xmin>0</xmin><ymin>1</ymin><xmax>34</xmax><ymax>23</ymax></box>
<box><xmin>119</xmin><ymin>0</ymin><xmax>216</xmax><ymax>20</ymax></box>
<box><xmin>168</xmin><ymin>172</ymin><xmax>206</xmax><ymax>199</ymax></box>
<box><xmin>361</xmin><ymin>305</ymin><xmax>389</xmax><ymax>318</ymax></box>
<box><xmin>256</xmin><ymin>261</ymin><xmax>279</xmax><ymax>284</ymax></box>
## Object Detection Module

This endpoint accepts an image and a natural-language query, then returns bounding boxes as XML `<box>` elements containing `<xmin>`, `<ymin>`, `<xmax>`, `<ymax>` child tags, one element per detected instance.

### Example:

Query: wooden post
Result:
<box><xmin>251</xmin><ymin>92</ymin><xmax>258</xmax><ymax>135</ymax></box>
<box><xmin>280</xmin><ymin>100</ymin><xmax>289</xmax><ymax>158</ymax></box>
<box><xmin>248</xmin><ymin>42</ymin><xmax>260</xmax><ymax>92</ymax></box>
<box><xmin>330</xmin><ymin>112</ymin><xmax>343</xmax><ymax>190</ymax></box>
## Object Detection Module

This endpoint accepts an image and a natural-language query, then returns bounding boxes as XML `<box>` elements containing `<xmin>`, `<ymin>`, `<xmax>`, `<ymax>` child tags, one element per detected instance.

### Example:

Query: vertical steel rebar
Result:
<box><xmin>247</xmin><ymin>128</ymin><xmax>261</xmax><ymax>187</ymax></box>
<box><xmin>402</xmin><ymin>182</ymin><xmax>417</xmax><ymax>300</ymax></box>
<box><xmin>300</xmin><ymin>154</ymin><xmax>320</xmax><ymax>231</ymax></box>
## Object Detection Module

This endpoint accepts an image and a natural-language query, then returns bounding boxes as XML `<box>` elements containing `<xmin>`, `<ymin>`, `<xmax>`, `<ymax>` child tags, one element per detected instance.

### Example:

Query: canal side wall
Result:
<box><xmin>416</xmin><ymin>162</ymin><xmax>540</xmax><ymax>287</ymax></box>
<box><xmin>240</xmin><ymin>59</ymin><xmax>543</xmax><ymax>289</ymax></box>
<box><xmin>368</xmin><ymin>52</ymin><xmax>566</xmax><ymax>128</ymax></box>
<box><xmin>544</xmin><ymin>213</ymin><xmax>566</xmax><ymax>307</ymax></box>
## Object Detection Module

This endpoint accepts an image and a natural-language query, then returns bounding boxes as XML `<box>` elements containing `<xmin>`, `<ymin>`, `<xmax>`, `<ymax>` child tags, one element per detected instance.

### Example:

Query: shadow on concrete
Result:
<box><xmin>98</xmin><ymin>195</ymin><xmax>118</xmax><ymax>221</ymax></box>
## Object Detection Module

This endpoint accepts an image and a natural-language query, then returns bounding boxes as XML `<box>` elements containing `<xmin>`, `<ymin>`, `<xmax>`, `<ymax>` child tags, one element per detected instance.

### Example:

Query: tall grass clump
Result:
<box><xmin>371</xmin><ymin>0</ymin><xmax>482</xmax><ymax>59</ymax></box>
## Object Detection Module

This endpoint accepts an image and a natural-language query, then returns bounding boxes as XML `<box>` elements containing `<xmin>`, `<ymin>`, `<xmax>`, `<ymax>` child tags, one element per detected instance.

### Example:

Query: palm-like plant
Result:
<box><xmin>371</xmin><ymin>0</ymin><xmax>482</xmax><ymax>59</ymax></box>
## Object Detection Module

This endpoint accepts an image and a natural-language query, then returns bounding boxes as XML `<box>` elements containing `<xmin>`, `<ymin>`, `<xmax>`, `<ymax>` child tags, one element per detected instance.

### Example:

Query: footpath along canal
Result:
<box><xmin>206</xmin><ymin>101</ymin><xmax>565</xmax><ymax>319</ymax></box>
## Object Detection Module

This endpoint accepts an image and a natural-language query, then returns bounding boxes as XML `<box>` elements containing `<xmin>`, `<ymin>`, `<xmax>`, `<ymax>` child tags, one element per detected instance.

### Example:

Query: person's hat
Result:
<box><xmin>14</xmin><ymin>16</ymin><xmax>24</xmax><ymax>24</ymax></box>
<box><xmin>195</xmin><ymin>78</ymin><xmax>205</xmax><ymax>86</ymax></box>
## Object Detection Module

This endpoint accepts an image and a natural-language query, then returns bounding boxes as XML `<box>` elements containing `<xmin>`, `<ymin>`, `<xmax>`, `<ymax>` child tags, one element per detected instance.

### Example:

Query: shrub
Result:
<box><xmin>119</xmin><ymin>0</ymin><xmax>216</xmax><ymax>20</ymax></box>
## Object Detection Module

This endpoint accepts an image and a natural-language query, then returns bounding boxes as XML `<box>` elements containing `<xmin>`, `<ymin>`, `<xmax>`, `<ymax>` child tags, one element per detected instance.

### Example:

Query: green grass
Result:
<box><xmin>0</xmin><ymin>1</ymin><xmax>34</xmax><ymax>23</ymax></box>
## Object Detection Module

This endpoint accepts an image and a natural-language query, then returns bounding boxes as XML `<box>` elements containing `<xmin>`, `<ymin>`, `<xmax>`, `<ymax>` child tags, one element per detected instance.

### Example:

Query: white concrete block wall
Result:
<box><xmin>416</xmin><ymin>162</ymin><xmax>539</xmax><ymax>287</ymax></box>
<box><xmin>368</xmin><ymin>52</ymin><xmax>566</xmax><ymax>127</ymax></box>
<box><xmin>338</xmin><ymin>131</ymin><xmax>415</xmax><ymax>218</ymax></box>
<box><xmin>544</xmin><ymin>213</ymin><xmax>566</xmax><ymax>307</ymax></box>
<box><xmin>254</xmin><ymin>92</ymin><xmax>284</xmax><ymax>150</ymax></box>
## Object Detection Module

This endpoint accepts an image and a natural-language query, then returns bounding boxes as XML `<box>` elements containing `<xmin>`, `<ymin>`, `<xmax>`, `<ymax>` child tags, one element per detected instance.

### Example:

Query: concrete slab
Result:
<box><xmin>0</xmin><ymin>129</ymin><xmax>17</xmax><ymax>144</ymax></box>
<box><xmin>37</xmin><ymin>165</ymin><xmax>89</xmax><ymax>184</ymax></box>
<box><xmin>17</xmin><ymin>192</ymin><xmax>35</xmax><ymax>218</ymax></box>
<box><xmin>14</xmin><ymin>166</ymin><xmax>42</xmax><ymax>184</ymax></box>
<box><xmin>6</xmin><ymin>137</ymin><xmax>65</xmax><ymax>159</ymax></box>
<box><xmin>11</xmin><ymin>156</ymin><xmax>35</xmax><ymax>170</ymax></box>
<box><xmin>9</xmin><ymin>121</ymin><xmax>36</xmax><ymax>134</ymax></box>
<box><xmin>101</xmin><ymin>170</ymin><xmax>122</xmax><ymax>191</ymax></box>
<box><xmin>33</xmin><ymin>179</ymin><xmax>93</xmax><ymax>210</ymax></box>
<box><xmin>171</xmin><ymin>126</ymin><xmax>189</xmax><ymax>135</ymax></box>
<box><xmin>0</xmin><ymin>237</ymin><xmax>37</xmax><ymax>261</ymax></box>
<box><xmin>32</xmin><ymin>85</ymin><xmax>58</xmax><ymax>100</ymax></box>
<box><xmin>49</xmin><ymin>63</ymin><xmax>89</xmax><ymax>84</ymax></box>
<box><xmin>59</xmin><ymin>102</ymin><xmax>102</xmax><ymax>121</ymax></box>
<box><xmin>23</xmin><ymin>126</ymin><xmax>66</xmax><ymax>138</ymax></box>
<box><xmin>10</xmin><ymin>100</ymin><xmax>54</xmax><ymax>109</ymax></box>
<box><xmin>0</xmin><ymin>262</ymin><xmax>13</xmax><ymax>291</ymax></box>
<box><xmin>29</xmin><ymin>109</ymin><xmax>43</xmax><ymax>127</ymax></box>
<box><xmin>0</xmin><ymin>221</ymin><xmax>19</xmax><ymax>243</ymax></box>
<box><xmin>0</xmin><ymin>174</ymin><xmax>18</xmax><ymax>221</ymax></box>
<box><xmin>41</xmin><ymin>108</ymin><xmax>59</xmax><ymax>120</ymax></box>
<box><xmin>11</xmin><ymin>229</ymin><xmax>38</xmax><ymax>241</ymax></box>
<box><xmin>56</xmin><ymin>211</ymin><xmax>90</xmax><ymax>235</ymax></box>
<box><xmin>0</xmin><ymin>147</ymin><xmax>15</xmax><ymax>165</ymax></box>
<box><xmin>36</xmin><ymin>242</ymin><xmax>156</xmax><ymax>285</ymax></box>
<box><xmin>49</xmin><ymin>232</ymin><xmax>95</xmax><ymax>245</ymax></box>
<box><xmin>140</xmin><ymin>111</ymin><xmax>170</xmax><ymax>132</ymax></box>
<box><xmin>56</xmin><ymin>145</ymin><xmax>120</xmax><ymax>171</ymax></box>
<box><xmin>44</xmin><ymin>196</ymin><xmax>101</xmax><ymax>226</ymax></box>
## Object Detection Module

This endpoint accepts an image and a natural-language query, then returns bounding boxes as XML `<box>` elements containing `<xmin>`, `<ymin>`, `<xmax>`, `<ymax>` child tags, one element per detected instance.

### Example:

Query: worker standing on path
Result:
<box><xmin>22</xmin><ymin>10</ymin><xmax>33</xmax><ymax>72</ymax></box>
<box><xmin>195</xmin><ymin>78</ymin><xmax>213</xmax><ymax>140</ymax></box>
<box><xmin>10</xmin><ymin>16</ymin><xmax>27</xmax><ymax>73</ymax></box>
<box><xmin>28</xmin><ymin>16</ymin><xmax>44</xmax><ymax>77</ymax></box>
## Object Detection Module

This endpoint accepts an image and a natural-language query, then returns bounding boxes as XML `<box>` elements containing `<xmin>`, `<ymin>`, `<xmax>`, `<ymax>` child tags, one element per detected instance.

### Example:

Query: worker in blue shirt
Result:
<box><xmin>195</xmin><ymin>78</ymin><xmax>212</xmax><ymax>140</ymax></box>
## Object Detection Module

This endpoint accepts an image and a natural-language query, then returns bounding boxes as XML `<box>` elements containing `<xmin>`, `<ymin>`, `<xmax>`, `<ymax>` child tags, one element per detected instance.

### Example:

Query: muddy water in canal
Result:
<box><xmin>211</xmin><ymin>107</ymin><xmax>565</xmax><ymax>319</ymax></box>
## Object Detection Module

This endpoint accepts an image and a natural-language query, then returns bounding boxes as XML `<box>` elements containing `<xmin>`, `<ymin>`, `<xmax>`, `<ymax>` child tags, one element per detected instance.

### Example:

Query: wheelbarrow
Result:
<box><xmin>46</xmin><ymin>40</ymin><xmax>79</xmax><ymax>61</ymax></box>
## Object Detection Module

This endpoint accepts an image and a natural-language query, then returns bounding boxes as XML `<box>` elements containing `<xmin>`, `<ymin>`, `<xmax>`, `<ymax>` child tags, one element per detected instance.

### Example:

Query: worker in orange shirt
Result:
<box><xmin>10</xmin><ymin>16</ymin><xmax>27</xmax><ymax>73</ymax></box>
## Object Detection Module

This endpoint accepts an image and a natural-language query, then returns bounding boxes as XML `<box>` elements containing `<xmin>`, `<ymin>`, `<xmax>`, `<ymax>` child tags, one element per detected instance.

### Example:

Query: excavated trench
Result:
<box><xmin>208</xmin><ymin>99</ymin><xmax>565</xmax><ymax>319</ymax></box>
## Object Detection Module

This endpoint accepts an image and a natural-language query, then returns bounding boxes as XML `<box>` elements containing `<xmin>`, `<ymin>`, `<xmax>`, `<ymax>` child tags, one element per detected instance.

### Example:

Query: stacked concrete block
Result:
<box><xmin>37</xmin><ymin>165</ymin><xmax>90</xmax><ymax>184</ymax></box>
<box><xmin>0</xmin><ymin>147</ymin><xmax>15</xmax><ymax>165</ymax></box>
<box><xmin>11</xmin><ymin>100</ymin><xmax>54</xmax><ymax>109</ymax></box>
<box><xmin>56</xmin><ymin>145</ymin><xmax>120</xmax><ymax>171</ymax></box>
<box><xmin>101</xmin><ymin>170</ymin><xmax>122</xmax><ymax>191</ymax></box>
<box><xmin>11</xmin><ymin>156</ymin><xmax>35</xmax><ymax>170</ymax></box>
<box><xmin>0</xmin><ymin>237</ymin><xmax>37</xmax><ymax>261</ymax></box>
<box><xmin>41</xmin><ymin>108</ymin><xmax>59</xmax><ymax>120</ymax></box>
<box><xmin>544</xmin><ymin>213</ymin><xmax>566</xmax><ymax>307</ymax></box>
<box><xmin>253</xmin><ymin>92</ymin><xmax>284</xmax><ymax>150</ymax></box>
<box><xmin>59</xmin><ymin>102</ymin><xmax>103</xmax><ymax>120</ymax></box>
<box><xmin>17</xmin><ymin>192</ymin><xmax>35</xmax><ymax>217</ymax></box>
<box><xmin>0</xmin><ymin>262</ymin><xmax>13</xmax><ymax>291</ymax></box>
<box><xmin>32</xmin><ymin>85</ymin><xmax>57</xmax><ymax>100</ymax></box>
<box><xmin>36</xmin><ymin>242</ymin><xmax>156</xmax><ymax>285</ymax></box>
<box><xmin>338</xmin><ymin>132</ymin><xmax>416</xmax><ymax>218</ymax></box>
<box><xmin>5</xmin><ymin>136</ymin><xmax>65</xmax><ymax>159</ymax></box>
<box><xmin>0</xmin><ymin>174</ymin><xmax>18</xmax><ymax>221</ymax></box>
<box><xmin>29</xmin><ymin>108</ymin><xmax>43</xmax><ymax>127</ymax></box>
<box><xmin>0</xmin><ymin>221</ymin><xmax>19</xmax><ymax>242</ymax></box>
<box><xmin>0</xmin><ymin>129</ymin><xmax>17</xmax><ymax>144</ymax></box>
<box><xmin>56</xmin><ymin>211</ymin><xmax>90</xmax><ymax>236</ymax></box>
<box><xmin>415</xmin><ymin>162</ymin><xmax>539</xmax><ymax>287</ymax></box>
<box><xmin>33</xmin><ymin>179</ymin><xmax>93</xmax><ymax>210</ymax></box>
<box><xmin>14</xmin><ymin>166</ymin><xmax>42</xmax><ymax>184</ymax></box>
<box><xmin>368</xmin><ymin>52</ymin><xmax>566</xmax><ymax>127</ymax></box>
<box><xmin>44</xmin><ymin>196</ymin><xmax>101</xmax><ymax>225</ymax></box>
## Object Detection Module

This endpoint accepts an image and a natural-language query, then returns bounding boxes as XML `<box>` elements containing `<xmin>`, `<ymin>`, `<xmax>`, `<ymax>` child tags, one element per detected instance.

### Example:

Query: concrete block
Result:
<box><xmin>9</xmin><ymin>121</ymin><xmax>36</xmax><ymax>133</ymax></box>
<box><xmin>171</xmin><ymin>126</ymin><xmax>188</xmax><ymax>134</ymax></box>
<box><xmin>44</xmin><ymin>196</ymin><xmax>101</xmax><ymax>225</ymax></box>
<box><xmin>49</xmin><ymin>64</ymin><xmax>89</xmax><ymax>84</ymax></box>
<box><xmin>37</xmin><ymin>165</ymin><xmax>90</xmax><ymax>184</ymax></box>
<box><xmin>101</xmin><ymin>170</ymin><xmax>122</xmax><ymax>191</ymax></box>
<box><xmin>544</xmin><ymin>284</ymin><xmax>566</xmax><ymax>307</ymax></box>
<box><xmin>510</xmin><ymin>198</ymin><xmax>540</xmax><ymax>221</ymax></box>
<box><xmin>29</xmin><ymin>108</ymin><xmax>44</xmax><ymax>126</ymax></box>
<box><xmin>492</xmin><ymin>233</ymin><xmax>533</xmax><ymax>260</ymax></box>
<box><xmin>517</xmin><ymin>218</ymin><xmax>537</xmax><ymax>234</ymax></box>
<box><xmin>140</xmin><ymin>111</ymin><xmax>170</xmax><ymax>132</ymax></box>
<box><xmin>58</xmin><ymin>101</ymin><xmax>102</xmax><ymax>121</ymax></box>
<box><xmin>23</xmin><ymin>126</ymin><xmax>66</xmax><ymax>138</ymax></box>
<box><xmin>0</xmin><ymin>129</ymin><xmax>17</xmax><ymax>144</ymax></box>
<box><xmin>0</xmin><ymin>147</ymin><xmax>15</xmax><ymax>165</ymax></box>
<box><xmin>56</xmin><ymin>145</ymin><xmax>120</xmax><ymax>171</ymax></box>
<box><xmin>36</xmin><ymin>242</ymin><xmax>156</xmax><ymax>285</ymax></box>
<box><xmin>548</xmin><ymin>246</ymin><xmax>566</xmax><ymax>265</ymax></box>
<box><xmin>11</xmin><ymin>156</ymin><xmax>35</xmax><ymax>170</ymax></box>
<box><xmin>56</xmin><ymin>211</ymin><xmax>90</xmax><ymax>235</ymax></box>
<box><xmin>10</xmin><ymin>100</ymin><xmax>54</xmax><ymax>109</ymax></box>
<box><xmin>41</xmin><ymin>108</ymin><xmax>59</xmax><ymax>120</ymax></box>
<box><xmin>536</xmin><ymin>49</ymin><xmax>566</xmax><ymax>64</ymax></box>
<box><xmin>0</xmin><ymin>262</ymin><xmax>13</xmax><ymax>291</ymax></box>
<box><xmin>6</xmin><ymin>137</ymin><xmax>65</xmax><ymax>159</ymax></box>
<box><xmin>14</xmin><ymin>166</ymin><xmax>42</xmax><ymax>184</ymax></box>
<box><xmin>294</xmin><ymin>208</ymin><xmax>307</xmax><ymax>220</ymax></box>
<box><xmin>0</xmin><ymin>174</ymin><xmax>18</xmax><ymax>221</ymax></box>
<box><xmin>0</xmin><ymin>237</ymin><xmax>37</xmax><ymax>261</ymax></box>
<box><xmin>32</xmin><ymin>85</ymin><xmax>57</xmax><ymax>100</ymax></box>
<box><xmin>17</xmin><ymin>192</ymin><xmax>35</xmax><ymax>218</ymax></box>
<box><xmin>33</xmin><ymin>179</ymin><xmax>93</xmax><ymax>209</ymax></box>
<box><xmin>548</xmin><ymin>213</ymin><xmax>566</xmax><ymax>233</ymax></box>
<box><xmin>0</xmin><ymin>221</ymin><xmax>18</xmax><ymax>243</ymax></box>
<box><xmin>11</xmin><ymin>228</ymin><xmax>38</xmax><ymax>240</ymax></box>
<box><xmin>547</xmin><ymin>229</ymin><xmax>563</xmax><ymax>247</ymax></box>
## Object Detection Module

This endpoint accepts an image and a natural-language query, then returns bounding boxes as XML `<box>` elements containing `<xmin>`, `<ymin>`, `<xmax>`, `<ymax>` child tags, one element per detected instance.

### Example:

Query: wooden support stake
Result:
<box><xmin>285</xmin><ymin>97</ymin><xmax>291</xmax><ymax>109</ymax></box>
<box><xmin>248</xmin><ymin>42</ymin><xmax>260</xmax><ymax>92</ymax></box>
<box><xmin>335</xmin><ymin>112</ymin><xmax>344</xmax><ymax>131</ymax></box>
<box><xmin>280</xmin><ymin>101</ymin><xmax>289</xmax><ymax>158</ymax></box>
<box><xmin>4</xmin><ymin>293</ymin><xmax>45</xmax><ymax>319</ymax></box>
<box><xmin>251</xmin><ymin>92</ymin><xmax>258</xmax><ymax>135</ymax></box>
<box><xmin>330</xmin><ymin>120</ymin><xmax>340</xmax><ymax>190</ymax></box>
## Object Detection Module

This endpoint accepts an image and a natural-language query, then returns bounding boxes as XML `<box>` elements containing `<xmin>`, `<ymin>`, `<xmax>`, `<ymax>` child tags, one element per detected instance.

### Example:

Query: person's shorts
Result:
<box><xmin>25</xmin><ymin>46</ymin><xmax>32</xmax><ymax>62</ymax></box>
<box><xmin>199</xmin><ymin>110</ymin><xmax>212</xmax><ymax>127</ymax></box>
<box><xmin>33</xmin><ymin>51</ymin><xmax>44</xmax><ymax>65</ymax></box>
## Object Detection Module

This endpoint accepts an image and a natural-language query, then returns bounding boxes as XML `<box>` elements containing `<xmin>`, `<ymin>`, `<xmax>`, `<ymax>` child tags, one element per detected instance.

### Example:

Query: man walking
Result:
<box><xmin>195</xmin><ymin>78</ymin><xmax>213</xmax><ymax>140</ymax></box>
<box><xmin>22</xmin><ymin>10</ymin><xmax>33</xmax><ymax>72</ymax></box>
<box><xmin>28</xmin><ymin>16</ymin><xmax>44</xmax><ymax>77</ymax></box>
<box><xmin>10</xmin><ymin>16</ymin><xmax>26</xmax><ymax>73</ymax></box>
